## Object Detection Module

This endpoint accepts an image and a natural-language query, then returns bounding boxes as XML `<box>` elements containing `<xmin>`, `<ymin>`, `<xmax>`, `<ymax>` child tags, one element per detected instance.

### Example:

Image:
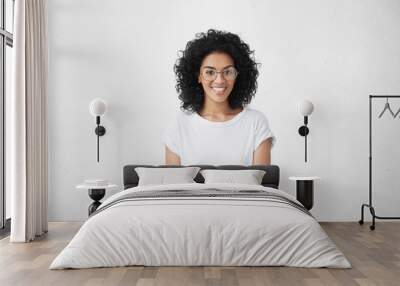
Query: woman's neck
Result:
<box><xmin>199</xmin><ymin>99</ymin><xmax>243</xmax><ymax>122</ymax></box>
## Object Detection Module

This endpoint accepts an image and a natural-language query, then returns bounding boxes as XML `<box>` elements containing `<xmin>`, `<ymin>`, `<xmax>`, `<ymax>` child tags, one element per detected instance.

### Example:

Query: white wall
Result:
<box><xmin>48</xmin><ymin>0</ymin><xmax>400</xmax><ymax>221</ymax></box>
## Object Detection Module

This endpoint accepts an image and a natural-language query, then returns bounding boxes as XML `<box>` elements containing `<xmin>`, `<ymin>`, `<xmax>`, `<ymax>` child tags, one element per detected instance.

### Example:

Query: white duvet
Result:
<box><xmin>50</xmin><ymin>183</ymin><xmax>351</xmax><ymax>269</ymax></box>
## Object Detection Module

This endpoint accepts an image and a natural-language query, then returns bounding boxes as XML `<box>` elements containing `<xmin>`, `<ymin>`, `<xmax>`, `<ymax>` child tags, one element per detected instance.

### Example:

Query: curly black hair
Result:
<box><xmin>174</xmin><ymin>29</ymin><xmax>259</xmax><ymax>113</ymax></box>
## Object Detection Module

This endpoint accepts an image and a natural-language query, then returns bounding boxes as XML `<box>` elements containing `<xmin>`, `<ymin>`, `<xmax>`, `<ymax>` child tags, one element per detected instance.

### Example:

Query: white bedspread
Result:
<box><xmin>50</xmin><ymin>183</ymin><xmax>351</xmax><ymax>269</ymax></box>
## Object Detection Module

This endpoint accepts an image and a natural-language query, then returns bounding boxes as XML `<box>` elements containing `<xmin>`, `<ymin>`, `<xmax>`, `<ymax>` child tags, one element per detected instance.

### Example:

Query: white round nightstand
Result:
<box><xmin>76</xmin><ymin>183</ymin><xmax>118</xmax><ymax>216</ymax></box>
<box><xmin>289</xmin><ymin>176</ymin><xmax>321</xmax><ymax>210</ymax></box>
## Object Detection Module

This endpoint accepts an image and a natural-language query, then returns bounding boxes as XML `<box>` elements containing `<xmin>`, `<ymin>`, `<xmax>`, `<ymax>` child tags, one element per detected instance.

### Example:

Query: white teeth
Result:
<box><xmin>212</xmin><ymin>87</ymin><xmax>225</xmax><ymax>92</ymax></box>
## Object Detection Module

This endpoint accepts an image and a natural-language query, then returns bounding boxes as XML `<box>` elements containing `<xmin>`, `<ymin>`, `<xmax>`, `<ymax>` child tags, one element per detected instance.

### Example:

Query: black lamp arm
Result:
<box><xmin>94</xmin><ymin>116</ymin><xmax>106</xmax><ymax>162</ymax></box>
<box><xmin>298</xmin><ymin>116</ymin><xmax>310</xmax><ymax>162</ymax></box>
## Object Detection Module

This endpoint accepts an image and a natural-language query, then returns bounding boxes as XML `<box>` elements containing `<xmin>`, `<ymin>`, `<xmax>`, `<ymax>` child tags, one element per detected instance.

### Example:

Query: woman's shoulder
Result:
<box><xmin>177</xmin><ymin>108</ymin><xmax>195</xmax><ymax>117</ymax></box>
<box><xmin>243</xmin><ymin>107</ymin><xmax>270</xmax><ymax>122</ymax></box>
<box><xmin>244</xmin><ymin>107</ymin><xmax>275</xmax><ymax>145</ymax></box>
<box><xmin>166</xmin><ymin>109</ymin><xmax>196</xmax><ymax>128</ymax></box>
<box><xmin>175</xmin><ymin>109</ymin><xmax>196</xmax><ymax>122</ymax></box>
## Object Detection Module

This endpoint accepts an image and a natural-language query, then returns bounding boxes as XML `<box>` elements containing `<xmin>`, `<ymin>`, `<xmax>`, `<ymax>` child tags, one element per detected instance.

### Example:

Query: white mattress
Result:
<box><xmin>50</xmin><ymin>183</ymin><xmax>351</xmax><ymax>269</ymax></box>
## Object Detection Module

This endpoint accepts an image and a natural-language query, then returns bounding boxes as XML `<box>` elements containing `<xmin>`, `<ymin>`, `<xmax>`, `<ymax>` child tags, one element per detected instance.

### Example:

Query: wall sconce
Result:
<box><xmin>89</xmin><ymin>98</ymin><xmax>107</xmax><ymax>162</ymax></box>
<box><xmin>298</xmin><ymin>99</ymin><xmax>314</xmax><ymax>162</ymax></box>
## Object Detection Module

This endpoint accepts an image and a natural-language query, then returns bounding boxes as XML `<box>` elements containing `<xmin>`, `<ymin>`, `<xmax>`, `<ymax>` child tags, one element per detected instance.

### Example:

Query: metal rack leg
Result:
<box><xmin>369</xmin><ymin>206</ymin><xmax>376</xmax><ymax>231</ymax></box>
<box><xmin>359</xmin><ymin>203</ymin><xmax>377</xmax><ymax>230</ymax></box>
<box><xmin>359</xmin><ymin>202</ymin><xmax>400</xmax><ymax>230</ymax></box>
<box><xmin>359</xmin><ymin>204</ymin><xmax>367</xmax><ymax>225</ymax></box>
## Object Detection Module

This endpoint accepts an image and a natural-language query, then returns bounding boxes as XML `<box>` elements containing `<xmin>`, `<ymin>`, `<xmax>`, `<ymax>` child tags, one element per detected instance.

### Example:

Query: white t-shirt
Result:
<box><xmin>162</xmin><ymin>107</ymin><xmax>276</xmax><ymax>165</ymax></box>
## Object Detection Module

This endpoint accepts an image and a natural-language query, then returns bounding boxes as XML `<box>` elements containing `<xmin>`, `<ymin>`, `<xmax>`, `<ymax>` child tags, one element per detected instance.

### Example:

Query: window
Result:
<box><xmin>0</xmin><ymin>0</ymin><xmax>14</xmax><ymax>233</ymax></box>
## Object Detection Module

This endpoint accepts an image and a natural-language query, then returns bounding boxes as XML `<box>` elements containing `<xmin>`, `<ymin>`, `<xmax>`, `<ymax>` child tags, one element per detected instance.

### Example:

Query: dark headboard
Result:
<box><xmin>123</xmin><ymin>165</ymin><xmax>280</xmax><ymax>189</ymax></box>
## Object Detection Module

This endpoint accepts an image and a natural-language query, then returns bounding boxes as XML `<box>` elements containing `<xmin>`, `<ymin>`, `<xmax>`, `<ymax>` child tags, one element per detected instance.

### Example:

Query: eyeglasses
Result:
<box><xmin>201</xmin><ymin>67</ymin><xmax>238</xmax><ymax>81</ymax></box>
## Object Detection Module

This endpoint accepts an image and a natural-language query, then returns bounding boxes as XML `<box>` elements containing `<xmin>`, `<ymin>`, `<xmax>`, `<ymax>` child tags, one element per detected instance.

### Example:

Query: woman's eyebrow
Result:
<box><xmin>203</xmin><ymin>65</ymin><xmax>234</xmax><ymax>70</ymax></box>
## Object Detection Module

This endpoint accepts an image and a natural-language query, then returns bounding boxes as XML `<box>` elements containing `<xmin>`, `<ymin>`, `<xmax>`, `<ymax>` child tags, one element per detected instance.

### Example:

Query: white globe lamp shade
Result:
<box><xmin>298</xmin><ymin>99</ymin><xmax>314</xmax><ymax>116</ymax></box>
<box><xmin>89</xmin><ymin>99</ymin><xmax>107</xmax><ymax>116</ymax></box>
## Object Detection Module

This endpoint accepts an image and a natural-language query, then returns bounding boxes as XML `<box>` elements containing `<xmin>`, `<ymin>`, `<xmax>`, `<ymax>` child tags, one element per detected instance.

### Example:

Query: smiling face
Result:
<box><xmin>198</xmin><ymin>52</ymin><xmax>236</xmax><ymax>105</ymax></box>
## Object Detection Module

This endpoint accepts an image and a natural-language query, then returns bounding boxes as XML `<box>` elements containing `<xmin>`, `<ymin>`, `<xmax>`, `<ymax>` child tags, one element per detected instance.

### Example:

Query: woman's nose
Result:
<box><xmin>213</xmin><ymin>72</ymin><xmax>226</xmax><ymax>83</ymax></box>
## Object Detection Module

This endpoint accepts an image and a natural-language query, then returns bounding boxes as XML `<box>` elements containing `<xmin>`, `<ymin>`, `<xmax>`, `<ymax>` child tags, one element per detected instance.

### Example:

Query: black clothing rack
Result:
<box><xmin>359</xmin><ymin>95</ymin><xmax>400</xmax><ymax>230</ymax></box>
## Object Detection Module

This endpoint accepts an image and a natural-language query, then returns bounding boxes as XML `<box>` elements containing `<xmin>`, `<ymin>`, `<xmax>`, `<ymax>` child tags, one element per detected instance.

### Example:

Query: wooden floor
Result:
<box><xmin>0</xmin><ymin>222</ymin><xmax>399</xmax><ymax>286</ymax></box>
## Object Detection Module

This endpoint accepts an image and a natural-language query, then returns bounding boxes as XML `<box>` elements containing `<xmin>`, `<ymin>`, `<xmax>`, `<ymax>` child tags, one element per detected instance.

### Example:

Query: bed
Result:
<box><xmin>50</xmin><ymin>165</ymin><xmax>351</xmax><ymax>269</ymax></box>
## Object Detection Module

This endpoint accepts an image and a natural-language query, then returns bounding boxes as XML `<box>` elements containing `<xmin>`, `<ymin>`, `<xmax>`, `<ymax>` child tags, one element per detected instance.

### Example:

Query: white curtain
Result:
<box><xmin>9</xmin><ymin>0</ymin><xmax>48</xmax><ymax>242</ymax></box>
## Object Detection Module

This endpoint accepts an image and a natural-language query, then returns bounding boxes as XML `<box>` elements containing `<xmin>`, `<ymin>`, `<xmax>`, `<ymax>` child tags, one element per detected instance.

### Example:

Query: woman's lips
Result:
<box><xmin>211</xmin><ymin>86</ymin><xmax>226</xmax><ymax>95</ymax></box>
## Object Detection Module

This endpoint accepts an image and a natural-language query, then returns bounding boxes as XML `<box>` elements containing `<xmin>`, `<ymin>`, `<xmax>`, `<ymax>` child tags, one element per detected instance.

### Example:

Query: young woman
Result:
<box><xmin>163</xmin><ymin>29</ymin><xmax>275</xmax><ymax>166</ymax></box>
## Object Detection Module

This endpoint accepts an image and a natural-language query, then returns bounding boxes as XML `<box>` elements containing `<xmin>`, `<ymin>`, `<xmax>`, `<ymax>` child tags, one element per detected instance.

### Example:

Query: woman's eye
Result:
<box><xmin>224</xmin><ymin>70</ymin><xmax>233</xmax><ymax>76</ymax></box>
<box><xmin>205</xmin><ymin>70</ymin><xmax>215</xmax><ymax>76</ymax></box>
